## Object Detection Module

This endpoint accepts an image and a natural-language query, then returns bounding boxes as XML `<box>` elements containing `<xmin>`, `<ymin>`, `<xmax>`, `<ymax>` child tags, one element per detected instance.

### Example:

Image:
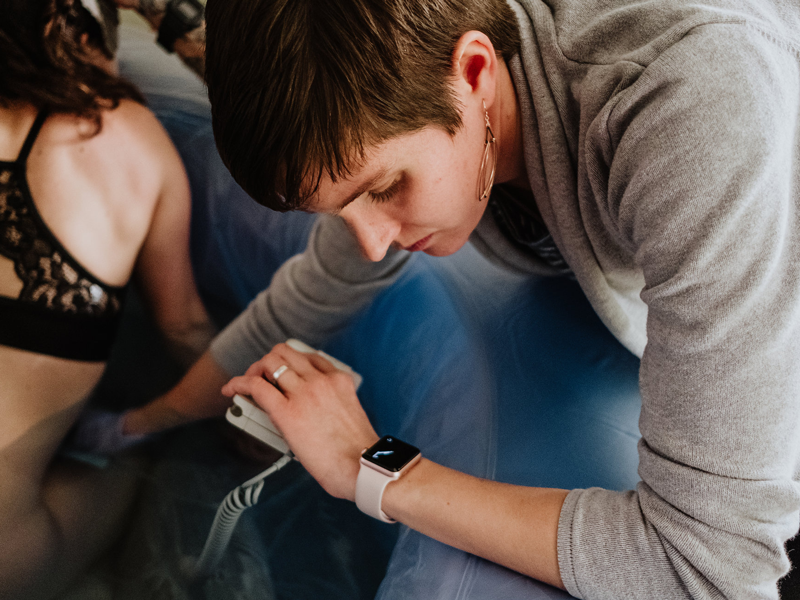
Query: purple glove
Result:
<box><xmin>63</xmin><ymin>408</ymin><xmax>150</xmax><ymax>455</ymax></box>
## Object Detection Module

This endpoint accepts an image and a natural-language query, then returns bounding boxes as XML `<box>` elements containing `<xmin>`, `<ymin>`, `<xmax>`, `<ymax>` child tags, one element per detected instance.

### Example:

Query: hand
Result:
<box><xmin>221</xmin><ymin>343</ymin><xmax>379</xmax><ymax>501</ymax></box>
<box><xmin>63</xmin><ymin>409</ymin><xmax>150</xmax><ymax>454</ymax></box>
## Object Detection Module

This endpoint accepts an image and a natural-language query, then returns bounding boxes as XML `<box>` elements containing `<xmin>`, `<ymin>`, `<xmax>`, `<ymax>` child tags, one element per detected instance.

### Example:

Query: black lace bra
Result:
<box><xmin>0</xmin><ymin>111</ymin><xmax>127</xmax><ymax>361</ymax></box>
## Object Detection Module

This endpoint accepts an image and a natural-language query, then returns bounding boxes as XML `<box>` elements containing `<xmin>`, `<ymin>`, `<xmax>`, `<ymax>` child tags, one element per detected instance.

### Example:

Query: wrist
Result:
<box><xmin>378</xmin><ymin>456</ymin><xmax>429</xmax><ymax>524</ymax></box>
<box><xmin>355</xmin><ymin>436</ymin><xmax>422</xmax><ymax>523</ymax></box>
<box><xmin>123</xmin><ymin>401</ymin><xmax>185</xmax><ymax>435</ymax></box>
<box><xmin>346</xmin><ymin>435</ymin><xmax>380</xmax><ymax>502</ymax></box>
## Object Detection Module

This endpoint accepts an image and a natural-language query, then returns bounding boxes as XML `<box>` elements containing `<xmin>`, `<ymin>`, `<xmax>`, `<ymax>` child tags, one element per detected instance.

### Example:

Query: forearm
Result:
<box><xmin>160</xmin><ymin>299</ymin><xmax>216</xmax><ymax>368</ymax></box>
<box><xmin>382</xmin><ymin>458</ymin><xmax>568</xmax><ymax>590</ymax></box>
<box><xmin>123</xmin><ymin>350</ymin><xmax>230</xmax><ymax>435</ymax></box>
<box><xmin>221</xmin><ymin>340</ymin><xmax>568</xmax><ymax>590</ymax></box>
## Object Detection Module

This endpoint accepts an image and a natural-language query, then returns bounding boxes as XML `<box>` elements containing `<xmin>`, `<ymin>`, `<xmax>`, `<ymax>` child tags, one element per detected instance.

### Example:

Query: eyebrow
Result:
<box><xmin>333</xmin><ymin>165</ymin><xmax>390</xmax><ymax>213</ymax></box>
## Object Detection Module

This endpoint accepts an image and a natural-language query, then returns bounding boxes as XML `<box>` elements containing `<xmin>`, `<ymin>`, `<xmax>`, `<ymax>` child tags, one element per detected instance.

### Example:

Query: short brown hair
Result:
<box><xmin>205</xmin><ymin>0</ymin><xmax>520</xmax><ymax>211</ymax></box>
<box><xmin>0</xmin><ymin>0</ymin><xmax>144</xmax><ymax>126</ymax></box>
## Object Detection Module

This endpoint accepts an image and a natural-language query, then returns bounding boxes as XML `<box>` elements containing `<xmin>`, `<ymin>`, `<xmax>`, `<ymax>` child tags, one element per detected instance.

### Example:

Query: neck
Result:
<box><xmin>490</xmin><ymin>59</ymin><xmax>529</xmax><ymax>191</ymax></box>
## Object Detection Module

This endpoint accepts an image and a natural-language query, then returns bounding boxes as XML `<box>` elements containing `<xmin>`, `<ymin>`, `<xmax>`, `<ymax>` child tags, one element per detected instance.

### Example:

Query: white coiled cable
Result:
<box><xmin>190</xmin><ymin>453</ymin><xmax>293</xmax><ymax>578</ymax></box>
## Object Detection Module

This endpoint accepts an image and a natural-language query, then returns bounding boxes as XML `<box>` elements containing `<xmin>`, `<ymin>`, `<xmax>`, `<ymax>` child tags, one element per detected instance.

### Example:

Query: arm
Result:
<box><xmin>557</xmin><ymin>27</ymin><xmax>800</xmax><ymax>599</ymax></box>
<box><xmin>383</xmin><ymin>463</ymin><xmax>568</xmax><ymax>588</ymax></box>
<box><xmin>123</xmin><ymin>350</ymin><xmax>229</xmax><ymax>434</ymax></box>
<box><xmin>126</xmin><ymin>215</ymin><xmax>412</xmax><ymax>435</ymax></box>
<box><xmin>116</xmin><ymin>0</ymin><xmax>206</xmax><ymax>78</ymax></box>
<box><xmin>220</xmin><ymin>342</ymin><xmax>569</xmax><ymax>589</ymax></box>
<box><xmin>133</xmin><ymin>112</ymin><xmax>216</xmax><ymax>367</ymax></box>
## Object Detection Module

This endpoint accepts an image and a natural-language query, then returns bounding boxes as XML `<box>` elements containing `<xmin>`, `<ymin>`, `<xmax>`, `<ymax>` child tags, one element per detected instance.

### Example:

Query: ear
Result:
<box><xmin>451</xmin><ymin>31</ymin><xmax>499</xmax><ymax>111</ymax></box>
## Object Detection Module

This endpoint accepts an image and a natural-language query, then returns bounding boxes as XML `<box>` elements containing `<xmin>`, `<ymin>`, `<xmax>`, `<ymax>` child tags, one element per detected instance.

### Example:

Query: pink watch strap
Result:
<box><xmin>355</xmin><ymin>462</ymin><xmax>397</xmax><ymax>523</ymax></box>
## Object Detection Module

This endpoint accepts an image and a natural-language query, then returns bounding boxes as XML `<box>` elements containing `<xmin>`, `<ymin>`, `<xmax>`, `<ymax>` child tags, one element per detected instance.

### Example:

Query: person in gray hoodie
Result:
<box><xmin>118</xmin><ymin>0</ymin><xmax>800</xmax><ymax>597</ymax></box>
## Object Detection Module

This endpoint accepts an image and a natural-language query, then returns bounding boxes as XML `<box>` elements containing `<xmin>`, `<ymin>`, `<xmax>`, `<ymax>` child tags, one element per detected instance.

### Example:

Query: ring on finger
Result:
<box><xmin>272</xmin><ymin>364</ymin><xmax>289</xmax><ymax>383</ymax></box>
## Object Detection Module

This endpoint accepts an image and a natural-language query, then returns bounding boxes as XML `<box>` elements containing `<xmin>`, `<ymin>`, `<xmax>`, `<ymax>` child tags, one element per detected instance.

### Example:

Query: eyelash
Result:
<box><xmin>370</xmin><ymin>180</ymin><xmax>399</xmax><ymax>204</ymax></box>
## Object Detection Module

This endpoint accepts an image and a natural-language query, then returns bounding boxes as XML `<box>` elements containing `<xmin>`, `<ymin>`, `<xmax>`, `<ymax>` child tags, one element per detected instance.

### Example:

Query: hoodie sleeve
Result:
<box><xmin>558</xmin><ymin>23</ymin><xmax>800</xmax><ymax>600</ymax></box>
<box><xmin>210</xmin><ymin>215</ymin><xmax>412</xmax><ymax>375</ymax></box>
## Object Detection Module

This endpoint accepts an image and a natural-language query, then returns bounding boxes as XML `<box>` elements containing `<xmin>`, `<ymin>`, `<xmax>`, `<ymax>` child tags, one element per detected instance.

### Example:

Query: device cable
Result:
<box><xmin>189</xmin><ymin>453</ymin><xmax>293</xmax><ymax>579</ymax></box>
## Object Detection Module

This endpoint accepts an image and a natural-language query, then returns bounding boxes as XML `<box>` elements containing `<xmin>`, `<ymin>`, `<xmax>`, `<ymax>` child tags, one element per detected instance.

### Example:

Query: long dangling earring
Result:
<box><xmin>477</xmin><ymin>100</ymin><xmax>497</xmax><ymax>202</ymax></box>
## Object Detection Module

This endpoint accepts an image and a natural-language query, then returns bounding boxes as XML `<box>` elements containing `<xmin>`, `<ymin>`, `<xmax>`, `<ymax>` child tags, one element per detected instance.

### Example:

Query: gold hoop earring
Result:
<box><xmin>477</xmin><ymin>100</ymin><xmax>497</xmax><ymax>202</ymax></box>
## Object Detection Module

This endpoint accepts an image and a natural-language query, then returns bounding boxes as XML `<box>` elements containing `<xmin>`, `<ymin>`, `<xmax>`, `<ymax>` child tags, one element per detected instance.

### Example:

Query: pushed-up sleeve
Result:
<box><xmin>558</xmin><ymin>25</ymin><xmax>800</xmax><ymax>600</ymax></box>
<box><xmin>210</xmin><ymin>214</ymin><xmax>413</xmax><ymax>376</ymax></box>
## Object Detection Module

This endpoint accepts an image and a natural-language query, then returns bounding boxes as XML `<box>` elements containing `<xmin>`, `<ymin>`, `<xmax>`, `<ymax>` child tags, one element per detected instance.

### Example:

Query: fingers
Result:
<box><xmin>222</xmin><ymin>343</ymin><xmax>374</xmax><ymax>502</ymax></box>
<box><xmin>267</xmin><ymin>343</ymin><xmax>319</xmax><ymax>379</ymax></box>
<box><xmin>221</xmin><ymin>373</ymin><xmax>286</xmax><ymax>412</ymax></box>
<box><xmin>269</xmin><ymin>365</ymin><xmax>302</xmax><ymax>390</ymax></box>
<box><xmin>245</xmin><ymin>343</ymin><xmax>339</xmax><ymax>385</ymax></box>
<box><xmin>308</xmin><ymin>352</ymin><xmax>339</xmax><ymax>375</ymax></box>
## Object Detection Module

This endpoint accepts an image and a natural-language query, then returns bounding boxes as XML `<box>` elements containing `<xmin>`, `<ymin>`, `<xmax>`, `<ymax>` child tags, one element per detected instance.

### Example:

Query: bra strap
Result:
<box><xmin>16</xmin><ymin>110</ymin><xmax>49</xmax><ymax>164</ymax></box>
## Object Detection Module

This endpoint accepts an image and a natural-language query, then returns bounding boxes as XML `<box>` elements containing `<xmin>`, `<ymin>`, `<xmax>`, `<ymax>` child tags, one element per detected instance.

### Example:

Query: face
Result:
<box><xmin>309</xmin><ymin>105</ymin><xmax>490</xmax><ymax>262</ymax></box>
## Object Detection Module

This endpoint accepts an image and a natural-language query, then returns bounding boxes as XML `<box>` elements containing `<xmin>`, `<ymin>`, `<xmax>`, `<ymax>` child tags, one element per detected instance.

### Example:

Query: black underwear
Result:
<box><xmin>0</xmin><ymin>111</ymin><xmax>126</xmax><ymax>361</ymax></box>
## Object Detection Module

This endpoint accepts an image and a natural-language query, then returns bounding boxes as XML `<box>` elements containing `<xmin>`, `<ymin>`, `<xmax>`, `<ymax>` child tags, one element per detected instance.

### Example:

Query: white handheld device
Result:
<box><xmin>225</xmin><ymin>339</ymin><xmax>362</xmax><ymax>456</ymax></box>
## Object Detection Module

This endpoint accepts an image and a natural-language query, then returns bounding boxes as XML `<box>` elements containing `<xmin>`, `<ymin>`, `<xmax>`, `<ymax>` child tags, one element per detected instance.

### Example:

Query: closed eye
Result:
<box><xmin>370</xmin><ymin>177</ymin><xmax>401</xmax><ymax>204</ymax></box>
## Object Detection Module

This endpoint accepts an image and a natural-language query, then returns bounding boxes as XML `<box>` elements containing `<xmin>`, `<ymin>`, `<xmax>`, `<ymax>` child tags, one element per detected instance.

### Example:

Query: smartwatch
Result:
<box><xmin>157</xmin><ymin>0</ymin><xmax>204</xmax><ymax>53</ymax></box>
<box><xmin>356</xmin><ymin>435</ymin><xmax>421</xmax><ymax>523</ymax></box>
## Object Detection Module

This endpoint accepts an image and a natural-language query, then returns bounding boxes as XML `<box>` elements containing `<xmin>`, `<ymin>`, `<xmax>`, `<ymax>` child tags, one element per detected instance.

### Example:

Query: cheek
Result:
<box><xmin>397</xmin><ymin>128</ymin><xmax>487</xmax><ymax>228</ymax></box>
<box><xmin>403</xmin><ymin>178</ymin><xmax>472</xmax><ymax>227</ymax></box>
<box><xmin>426</xmin><ymin>150</ymin><xmax>479</xmax><ymax>212</ymax></box>
<box><xmin>448</xmin><ymin>125</ymin><xmax>487</xmax><ymax>205</ymax></box>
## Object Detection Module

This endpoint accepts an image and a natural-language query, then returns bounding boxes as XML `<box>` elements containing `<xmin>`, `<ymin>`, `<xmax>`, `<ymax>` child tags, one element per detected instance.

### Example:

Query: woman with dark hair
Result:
<box><xmin>0</xmin><ymin>0</ymin><xmax>214</xmax><ymax>596</ymax></box>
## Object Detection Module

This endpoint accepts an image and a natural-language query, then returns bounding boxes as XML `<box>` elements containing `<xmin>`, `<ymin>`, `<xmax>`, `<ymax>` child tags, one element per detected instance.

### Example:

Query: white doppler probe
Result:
<box><xmin>225</xmin><ymin>338</ymin><xmax>362</xmax><ymax>456</ymax></box>
<box><xmin>193</xmin><ymin>339</ymin><xmax>361</xmax><ymax>579</ymax></box>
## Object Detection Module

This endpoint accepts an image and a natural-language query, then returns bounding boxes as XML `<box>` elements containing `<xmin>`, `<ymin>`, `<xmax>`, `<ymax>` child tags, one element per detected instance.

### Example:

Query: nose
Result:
<box><xmin>340</xmin><ymin>204</ymin><xmax>401</xmax><ymax>262</ymax></box>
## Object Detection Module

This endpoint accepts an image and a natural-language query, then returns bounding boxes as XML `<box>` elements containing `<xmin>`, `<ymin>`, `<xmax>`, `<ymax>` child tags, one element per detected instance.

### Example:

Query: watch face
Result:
<box><xmin>362</xmin><ymin>436</ymin><xmax>420</xmax><ymax>472</ymax></box>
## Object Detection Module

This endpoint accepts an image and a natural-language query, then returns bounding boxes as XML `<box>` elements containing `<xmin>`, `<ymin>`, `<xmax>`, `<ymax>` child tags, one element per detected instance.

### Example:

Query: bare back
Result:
<box><xmin>0</xmin><ymin>100</ymin><xmax>179</xmax><ymax>469</ymax></box>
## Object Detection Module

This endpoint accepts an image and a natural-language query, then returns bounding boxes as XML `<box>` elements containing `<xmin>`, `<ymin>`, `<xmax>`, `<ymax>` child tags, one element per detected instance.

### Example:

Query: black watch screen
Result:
<box><xmin>362</xmin><ymin>436</ymin><xmax>420</xmax><ymax>473</ymax></box>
